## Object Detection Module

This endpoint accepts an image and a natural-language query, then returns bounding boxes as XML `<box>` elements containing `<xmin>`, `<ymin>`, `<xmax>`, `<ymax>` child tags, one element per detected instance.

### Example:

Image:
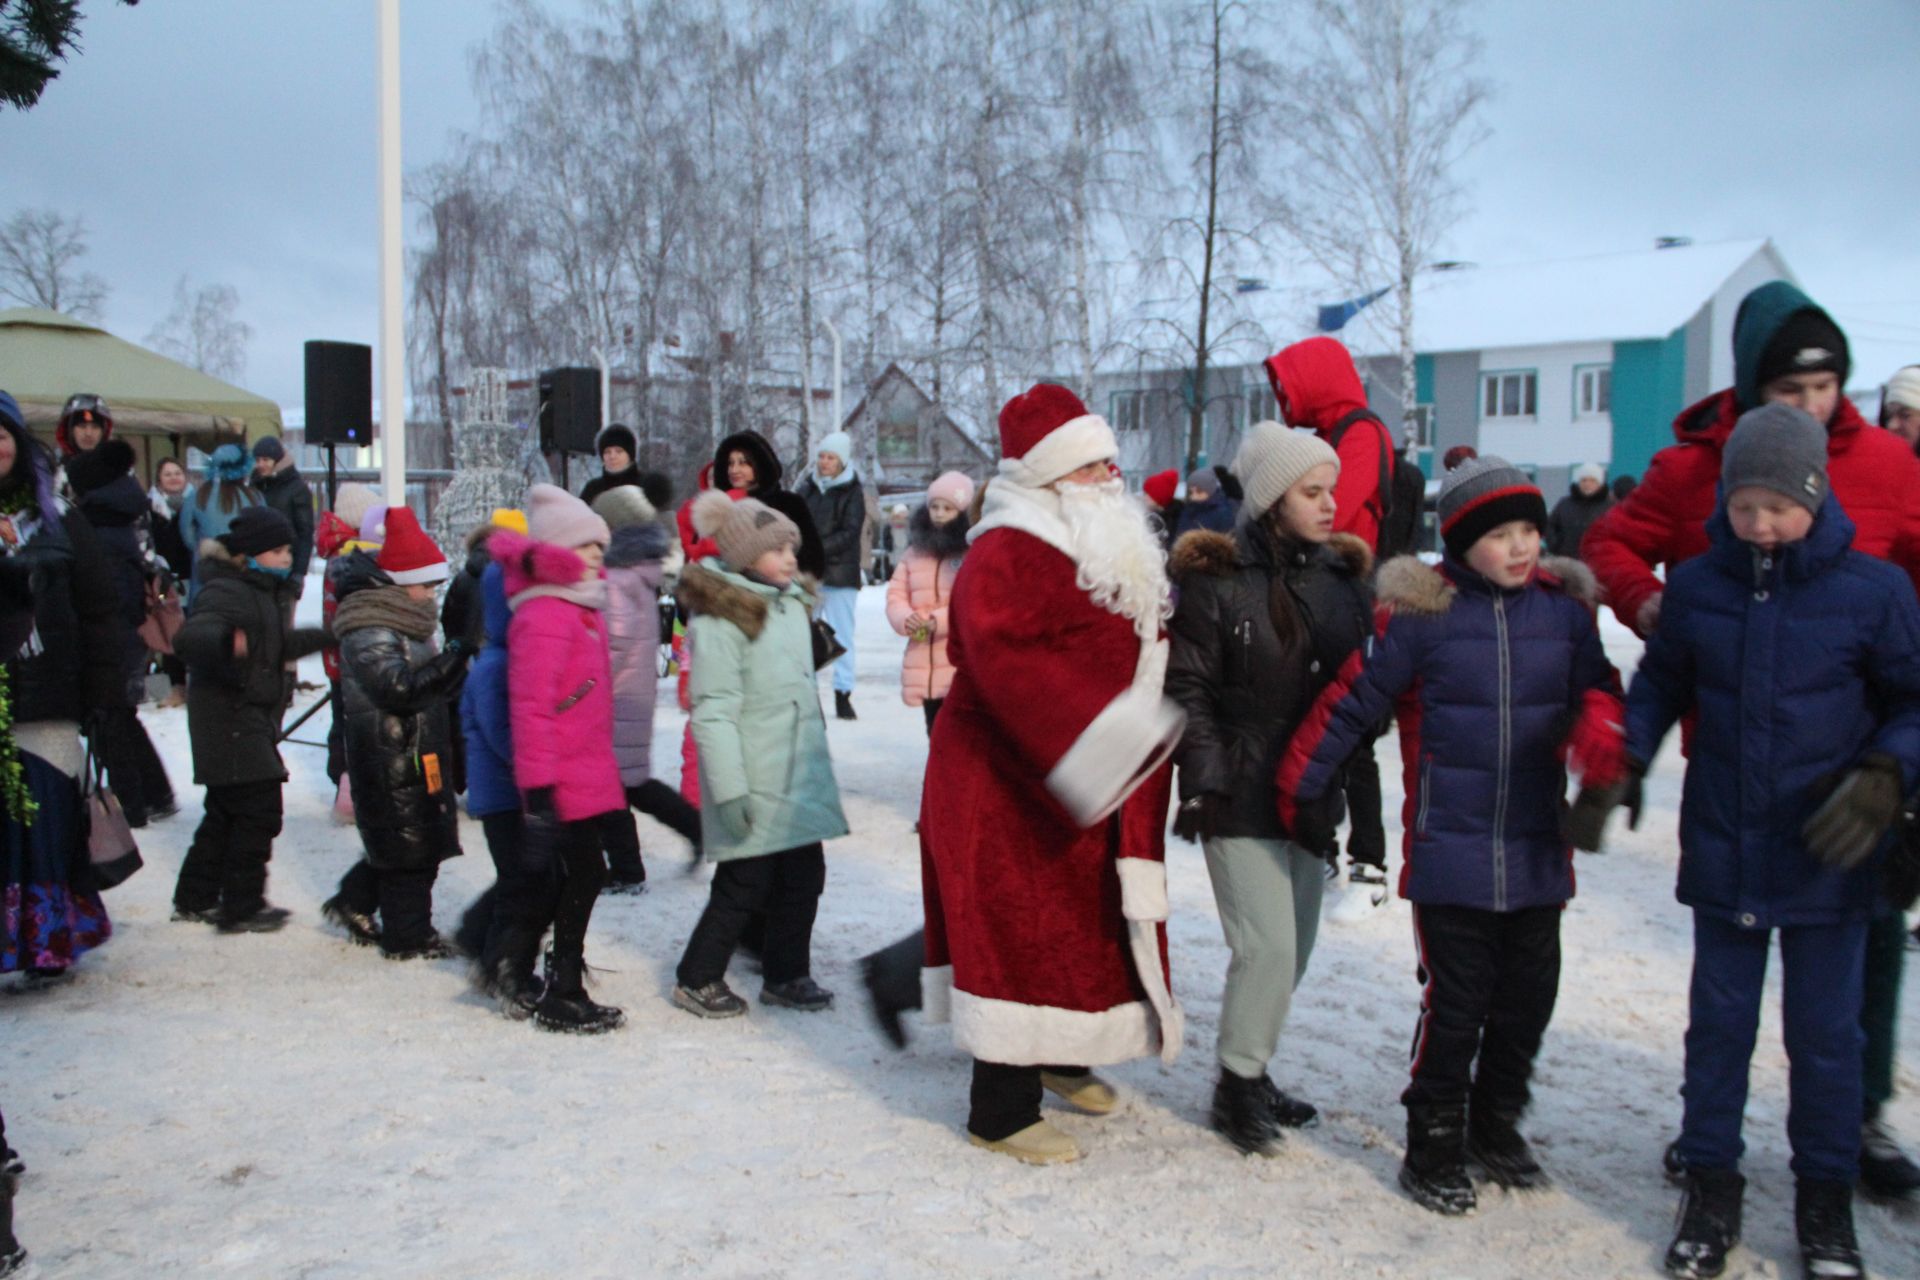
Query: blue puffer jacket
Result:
<box><xmin>1279</xmin><ymin>554</ymin><xmax>1620</xmax><ymax>911</ymax></box>
<box><xmin>458</xmin><ymin>561</ymin><xmax>518</xmax><ymax>819</ymax></box>
<box><xmin>1625</xmin><ymin>494</ymin><xmax>1920</xmax><ymax>929</ymax></box>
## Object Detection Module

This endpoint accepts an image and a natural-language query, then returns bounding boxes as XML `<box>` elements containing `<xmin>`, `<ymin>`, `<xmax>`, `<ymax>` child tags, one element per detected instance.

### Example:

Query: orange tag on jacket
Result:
<box><xmin>423</xmin><ymin>753</ymin><xmax>443</xmax><ymax>795</ymax></box>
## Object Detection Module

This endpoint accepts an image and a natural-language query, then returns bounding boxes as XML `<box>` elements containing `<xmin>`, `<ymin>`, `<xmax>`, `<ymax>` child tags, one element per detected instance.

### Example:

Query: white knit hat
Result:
<box><xmin>1573</xmin><ymin>461</ymin><xmax>1606</xmax><ymax>486</ymax></box>
<box><xmin>1233</xmin><ymin>420</ymin><xmax>1340</xmax><ymax>520</ymax></box>
<box><xmin>1886</xmin><ymin>365</ymin><xmax>1920</xmax><ymax>414</ymax></box>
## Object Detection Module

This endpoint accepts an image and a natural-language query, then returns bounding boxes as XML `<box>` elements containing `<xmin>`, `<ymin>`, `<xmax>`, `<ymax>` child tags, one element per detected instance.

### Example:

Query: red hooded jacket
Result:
<box><xmin>1264</xmin><ymin>336</ymin><xmax>1395</xmax><ymax>552</ymax></box>
<box><xmin>1582</xmin><ymin>389</ymin><xmax>1920</xmax><ymax>635</ymax></box>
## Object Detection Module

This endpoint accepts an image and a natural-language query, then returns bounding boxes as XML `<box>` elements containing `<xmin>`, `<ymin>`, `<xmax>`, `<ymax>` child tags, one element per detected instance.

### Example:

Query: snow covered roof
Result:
<box><xmin>1371</xmin><ymin>238</ymin><xmax>1782</xmax><ymax>355</ymax></box>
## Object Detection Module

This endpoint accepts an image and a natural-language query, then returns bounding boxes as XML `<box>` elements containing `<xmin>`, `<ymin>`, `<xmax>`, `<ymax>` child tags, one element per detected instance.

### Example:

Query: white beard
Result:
<box><xmin>1055</xmin><ymin>478</ymin><xmax>1172</xmax><ymax>639</ymax></box>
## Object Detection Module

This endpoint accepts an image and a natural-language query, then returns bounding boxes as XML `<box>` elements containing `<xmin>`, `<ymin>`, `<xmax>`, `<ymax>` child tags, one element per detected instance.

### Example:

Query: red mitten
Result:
<box><xmin>1562</xmin><ymin>689</ymin><xmax>1627</xmax><ymax>789</ymax></box>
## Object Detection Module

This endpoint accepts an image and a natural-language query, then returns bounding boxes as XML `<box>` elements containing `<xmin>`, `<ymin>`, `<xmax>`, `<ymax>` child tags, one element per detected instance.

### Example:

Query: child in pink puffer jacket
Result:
<box><xmin>495</xmin><ymin>485</ymin><xmax>625</xmax><ymax>1035</ymax></box>
<box><xmin>885</xmin><ymin>471</ymin><xmax>974</xmax><ymax>734</ymax></box>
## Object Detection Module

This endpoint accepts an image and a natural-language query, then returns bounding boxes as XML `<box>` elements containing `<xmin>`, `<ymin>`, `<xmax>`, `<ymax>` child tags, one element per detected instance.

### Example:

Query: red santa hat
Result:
<box><xmin>1141</xmin><ymin>469</ymin><xmax>1179</xmax><ymax>508</ymax></box>
<box><xmin>377</xmin><ymin>507</ymin><xmax>449</xmax><ymax>585</ymax></box>
<box><xmin>997</xmin><ymin>383</ymin><xmax>1118</xmax><ymax>487</ymax></box>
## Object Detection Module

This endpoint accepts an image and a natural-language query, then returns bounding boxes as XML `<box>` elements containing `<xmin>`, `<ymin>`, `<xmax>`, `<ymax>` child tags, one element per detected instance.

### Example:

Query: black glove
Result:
<box><xmin>1804</xmin><ymin>754</ymin><xmax>1904</xmax><ymax>871</ymax></box>
<box><xmin>1172</xmin><ymin>794</ymin><xmax>1221</xmax><ymax>844</ymax></box>
<box><xmin>523</xmin><ymin>786</ymin><xmax>556</xmax><ymax>819</ymax></box>
<box><xmin>1567</xmin><ymin>763</ymin><xmax>1644</xmax><ymax>852</ymax></box>
<box><xmin>1289</xmin><ymin>792</ymin><xmax>1341</xmax><ymax>858</ymax></box>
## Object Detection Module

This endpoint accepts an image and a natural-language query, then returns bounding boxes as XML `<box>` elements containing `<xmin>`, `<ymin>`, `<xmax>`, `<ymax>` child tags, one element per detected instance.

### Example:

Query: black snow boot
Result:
<box><xmin>1259</xmin><ymin>1077</ymin><xmax>1319</xmax><ymax>1129</ymax></box>
<box><xmin>1794</xmin><ymin>1178</ymin><xmax>1864</xmax><ymax>1280</ymax></box>
<box><xmin>1664</xmin><ymin>1167</ymin><xmax>1744</xmax><ymax>1279</ymax></box>
<box><xmin>834</xmin><ymin>690</ymin><xmax>857</xmax><ymax>721</ymax></box>
<box><xmin>1400</xmin><ymin>1104</ymin><xmax>1476</xmax><ymax>1215</ymax></box>
<box><xmin>216</xmin><ymin>904</ymin><xmax>291</xmax><ymax>934</ymax></box>
<box><xmin>1468</xmin><ymin>1104</ymin><xmax>1549</xmax><ymax>1189</ymax></box>
<box><xmin>1663</xmin><ymin>1137</ymin><xmax>1690</xmax><ymax>1185</ymax></box>
<box><xmin>0</xmin><ymin>1170</ymin><xmax>23</xmax><ymax>1279</ymax></box>
<box><xmin>672</xmin><ymin>979</ymin><xmax>748</xmax><ymax>1019</ymax></box>
<box><xmin>859</xmin><ymin>930</ymin><xmax>925</xmax><ymax>1049</ymax></box>
<box><xmin>535</xmin><ymin>952</ymin><xmax>623</xmax><ymax>1034</ymax></box>
<box><xmin>762</xmin><ymin>976</ymin><xmax>834</xmax><ymax>1011</ymax></box>
<box><xmin>321</xmin><ymin>895</ymin><xmax>381</xmax><ymax>947</ymax></box>
<box><xmin>1860</xmin><ymin>1113</ymin><xmax>1920</xmax><ymax>1202</ymax></box>
<box><xmin>481</xmin><ymin>956</ymin><xmax>542</xmax><ymax>1021</ymax></box>
<box><xmin>1211</xmin><ymin>1070</ymin><xmax>1282</xmax><ymax>1158</ymax></box>
<box><xmin>1</xmin><ymin>1145</ymin><xmax>19</xmax><ymax>1177</ymax></box>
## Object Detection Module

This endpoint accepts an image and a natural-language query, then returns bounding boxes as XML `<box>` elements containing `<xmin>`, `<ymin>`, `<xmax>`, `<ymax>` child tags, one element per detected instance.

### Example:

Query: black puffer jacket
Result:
<box><xmin>439</xmin><ymin>534</ymin><xmax>494</xmax><ymax>658</ymax></box>
<box><xmin>252</xmin><ymin>465</ymin><xmax>316</xmax><ymax>581</ymax></box>
<box><xmin>796</xmin><ymin>472</ymin><xmax>867</xmax><ymax>588</ymax></box>
<box><xmin>713</xmin><ymin>431</ymin><xmax>826</xmax><ymax>579</ymax></box>
<box><xmin>1546</xmin><ymin>485</ymin><xmax>1613</xmax><ymax>559</ymax></box>
<box><xmin>0</xmin><ymin>504</ymin><xmax>125</xmax><ymax>722</ymax></box>
<box><xmin>173</xmin><ymin>543</ymin><xmax>327</xmax><ymax>787</ymax></box>
<box><xmin>1166</xmin><ymin>522</ymin><xmax>1374</xmax><ymax>840</ymax></box>
<box><xmin>335</xmin><ymin>566</ymin><xmax>467</xmax><ymax>871</ymax></box>
<box><xmin>75</xmin><ymin>470</ymin><xmax>152</xmax><ymax>686</ymax></box>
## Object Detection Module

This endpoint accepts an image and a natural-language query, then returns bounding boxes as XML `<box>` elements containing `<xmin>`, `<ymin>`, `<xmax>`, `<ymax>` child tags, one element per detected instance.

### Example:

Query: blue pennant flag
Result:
<box><xmin>1316</xmin><ymin>287</ymin><xmax>1389</xmax><ymax>333</ymax></box>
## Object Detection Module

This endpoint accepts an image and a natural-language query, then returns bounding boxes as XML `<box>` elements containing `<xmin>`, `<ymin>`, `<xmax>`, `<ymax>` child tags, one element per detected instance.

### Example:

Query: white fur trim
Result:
<box><xmin>950</xmin><ymin>988</ymin><xmax>1156</xmax><ymax>1067</ymax></box>
<box><xmin>1001</xmin><ymin>414</ymin><xmax>1117</xmax><ymax>487</ymax></box>
<box><xmin>1046</xmin><ymin>684</ymin><xmax>1184</xmax><ymax>827</ymax></box>
<box><xmin>1115</xmin><ymin>857</ymin><xmax>1168</xmax><ymax>923</ymax></box>
<box><xmin>969</xmin><ymin>477</ymin><xmax>1074</xmax><ymax>558</ymax></box>
<box><xmin>1127</xmin><ymin>920</ymin><xmax>1185</xmax><ymax>1066</ymax></box>
<box><xmin>921</xmin><ymin>964</ymin><xmax>953</xmax><ymax>1024</ymax></box>
<box><xmin>386</xmin><ymin>561</ymin><xmax>450</xmax><ymax>586</ymax></box>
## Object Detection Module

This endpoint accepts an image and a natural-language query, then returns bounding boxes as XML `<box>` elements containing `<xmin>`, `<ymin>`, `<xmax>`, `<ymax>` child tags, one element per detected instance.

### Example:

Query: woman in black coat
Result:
<box><xmin>1164</xmin><ymin>424</ymin><xmax>1374</xmax><ymax>1157</ymax></box>
<box><xmin>0</xmin><ymin>390</ymin><xmax>124</xmax><ymax>981</ymax></box>
<box><xmin>713</xmin><ymin>430</ymin><xmax>825</xmax><ymax>580</ymax></box>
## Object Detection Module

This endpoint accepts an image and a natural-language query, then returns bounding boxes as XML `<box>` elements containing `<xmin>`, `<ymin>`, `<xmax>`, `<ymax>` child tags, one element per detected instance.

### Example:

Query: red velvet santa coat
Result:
<box><xmin>919</xmin><ymin>506</ymin><xmax>1185</xmax><ymax>1067</ymax></box>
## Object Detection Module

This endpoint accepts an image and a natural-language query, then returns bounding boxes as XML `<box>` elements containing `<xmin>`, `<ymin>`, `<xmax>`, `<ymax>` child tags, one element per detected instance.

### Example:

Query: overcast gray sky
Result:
<box><xmin>5</xmin><ymin>0</ymin><xmax>1916</xmax><ymax>414</ymax></box>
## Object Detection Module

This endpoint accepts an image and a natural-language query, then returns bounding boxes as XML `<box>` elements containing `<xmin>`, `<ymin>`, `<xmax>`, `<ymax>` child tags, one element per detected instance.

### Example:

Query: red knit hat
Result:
<box><xmin>377</xmin><ymin>507</ymin><xmax>449</xmax><ymax>585</ymax></box>
<box><xmin>996</xmin><ymin>383</ymin><xmax>1117</xmax><ymax>485</ymax></box>
<box><xmin>1141</xmin><ymin>469</ymin><xmax>1179</xmax><ymax>508</ymax></box>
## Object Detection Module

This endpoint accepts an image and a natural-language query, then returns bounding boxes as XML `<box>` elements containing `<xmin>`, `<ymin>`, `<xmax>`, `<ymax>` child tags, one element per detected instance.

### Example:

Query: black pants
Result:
<box><xmin>175</xmin><ymin>780</ymin><xmax>283</xmax><ymax>917</ymax></box>
<box><xmin>459</xmin><ymin>812</ymin><xmax>563</xmax><ymax>972</ymax></box>
<box><xmin>324</xmin><ymin>679</ymin><xmax>346</xmax><ymax>786</ymax></box>
<box><xmin>529</xmin><ymin>814</ymin><xmax>606</xmax><ymax>994</ymax></box>
<box><xmin>969</xmin><ymin>1060</ymin><xmax>1093</xmax><ymax>1141</ymax></box>
<box><xmin>600</xmin><ymin>781</ymin><xmax>705</xmax><ymax>882</ymax></box>
<box><xmin>335</xmin><ymin>858</ymin><xmax>441</xmax><ymax>954</ymax></box>
<box><xmin>1403</xmin><ymin>902</ymin><xmax>1562</xmax><ymax>1113</ymax></box>
<box><xmin>95</xmin><ymin>704</ymin><xmax>173</xmax><ymax>824</ymax></box>
<box><xmin>1343</xmin><ymin>728</ymin><xmax>1386</xmax><ymax>869</ymax></box>
<box><xmin>677</xmin><ymin>844</ymin><xmax>825</xmax><ymax>988</ymax></box>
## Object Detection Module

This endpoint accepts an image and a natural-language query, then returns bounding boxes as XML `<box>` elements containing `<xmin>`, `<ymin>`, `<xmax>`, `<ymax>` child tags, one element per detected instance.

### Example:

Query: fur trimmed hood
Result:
<box><xmin>1169</xmin><ymin>527</ymin><xmax>1373</xmax><ymax>582</ymax></box>
<box><xmin>490</xmin><ymin>530</ymin><xmax>587</xmax><ymax>596</ymax></box>
<box><xmin>676</xmin><ymin>560</ymin><xmax>770</xmax><ymax>640</ymax></box>
<box><xmin>1375</xmin><ymin>553</ymin><xmax>1600</xmax><ymax>617</ymax></box>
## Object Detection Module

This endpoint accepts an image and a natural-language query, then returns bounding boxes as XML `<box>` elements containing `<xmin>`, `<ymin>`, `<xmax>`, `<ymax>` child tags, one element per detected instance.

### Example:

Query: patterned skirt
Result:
<box><xmin>2</xmin><ymin>752</ymin><xmax>111</xmax><ymax>973</ymax></box>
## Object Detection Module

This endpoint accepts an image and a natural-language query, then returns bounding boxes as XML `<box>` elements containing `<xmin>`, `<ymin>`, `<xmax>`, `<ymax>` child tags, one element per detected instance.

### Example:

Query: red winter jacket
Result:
<box><xmin>1264</xmin><ymin>336</ymin><xmax>1395</xmax><ymax>552</ymax></box>
<box><xmin>1582</xmin><ymin>389</ymin><xmax>1920</xmax><ymax>635</ymax></box>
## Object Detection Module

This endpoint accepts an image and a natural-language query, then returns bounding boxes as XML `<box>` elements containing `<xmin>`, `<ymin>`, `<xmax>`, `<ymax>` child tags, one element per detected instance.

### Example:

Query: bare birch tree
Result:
<box><xmin>0</xmin><ymin>208</ymin><xmax>108</xmax><ymax>319</ymax></box>
<box><xmin>145</xmin><ymin>275</ymin><xmax>251</xmax><ymax>382</ymax></box>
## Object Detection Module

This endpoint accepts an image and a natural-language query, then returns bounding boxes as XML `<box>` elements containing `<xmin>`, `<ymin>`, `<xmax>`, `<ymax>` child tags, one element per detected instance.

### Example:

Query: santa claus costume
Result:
<box><xmin>920</xmin><ymin>383</ymin><xmax>1185</xmax><ymax>1165</ymax></box>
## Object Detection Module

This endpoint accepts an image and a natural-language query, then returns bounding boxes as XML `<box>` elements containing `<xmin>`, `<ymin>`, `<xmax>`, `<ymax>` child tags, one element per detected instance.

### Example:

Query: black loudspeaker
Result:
<box><xmin>539</xmin><ymin>366</ymin><xmax>601</xmax><ymax>454</ymax></box>
<box><xmin>304</xmin><ymin>341</ymin><xmax>374</xmax><ymax>447</ymax></box>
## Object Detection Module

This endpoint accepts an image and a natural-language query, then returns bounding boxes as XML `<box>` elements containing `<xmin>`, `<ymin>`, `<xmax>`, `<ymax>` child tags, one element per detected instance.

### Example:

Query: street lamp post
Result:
<box><xmin>376</xmin><ymin>0</ymin><xmax>405</xmax><ymax>506</ymax></box>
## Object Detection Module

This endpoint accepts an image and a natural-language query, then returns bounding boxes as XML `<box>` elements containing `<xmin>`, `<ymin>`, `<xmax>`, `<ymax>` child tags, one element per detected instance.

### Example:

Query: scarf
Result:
<box><xmin>508</xmin><ymin>576</ymin><xmax>609</xmax><ymax>613</ymax></box>
<box><xmin>331</xmin><ymin>584</ymin><xmax>439</xmax><ymax>642</ymax></box>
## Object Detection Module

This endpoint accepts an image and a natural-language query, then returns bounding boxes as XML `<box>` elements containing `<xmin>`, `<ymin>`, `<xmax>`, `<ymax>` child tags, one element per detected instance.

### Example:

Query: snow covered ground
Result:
<box><xmin>4</xmin><ymin>587</ymin><xmax>1917</xmax><ymax>1279</ymax></box>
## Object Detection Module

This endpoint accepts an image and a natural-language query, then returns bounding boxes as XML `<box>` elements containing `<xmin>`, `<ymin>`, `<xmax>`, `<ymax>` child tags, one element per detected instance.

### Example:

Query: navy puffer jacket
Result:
<box><xmin>1279</xmin><ymin>554</ymin><xmax>1620</xmax><ymax>911</ymax></box>
<box><xmin>458</xmin><ymin>562</ymin><xmax>518</xmax><ymax>820</ymax></box>
<box><xmin>1625</xmin><ymin>494</ymin><xmax>1920</xmax><ymax>929</ymax></box>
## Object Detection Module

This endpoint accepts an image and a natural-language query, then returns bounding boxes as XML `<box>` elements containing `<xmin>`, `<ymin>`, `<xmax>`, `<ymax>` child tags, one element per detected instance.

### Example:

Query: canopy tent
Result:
<box><xmin>0</xmin><ymin>307</ymin><xmax>281</xmax><ymax>451</ymax></box>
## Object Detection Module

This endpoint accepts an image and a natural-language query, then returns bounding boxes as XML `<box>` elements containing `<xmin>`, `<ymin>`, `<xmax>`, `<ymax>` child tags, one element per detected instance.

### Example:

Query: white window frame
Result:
<box><xmin>1109</xmin><ymin>389</ymin><xmax>1144</xmax><ymax>434</ymax></box>
<box><xmin>1481</xmin><ymin>369</ymin><xmax>1538</xmax><ymax>420</ymax></box>
<box><xmin>1575</xmin><ymin>365</ymin><xmax>1612</xmax><ymax>418</ymax></box>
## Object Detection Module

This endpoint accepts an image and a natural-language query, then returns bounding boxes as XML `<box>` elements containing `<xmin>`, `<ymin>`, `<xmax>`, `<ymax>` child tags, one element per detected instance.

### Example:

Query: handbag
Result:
<box><xmin>136</xmin><ymin>578</ymin><xmax>185</xmax><ymax>655</ymax></box>
<box><xmin>810</xmin><ymin>617</ymin><xmax>847</xmax><ymax>672</ymax></box>
<box><xmin>84</xmin><ymin>747</ymin><xmax>143</xmax><ymax>889</ymax></box>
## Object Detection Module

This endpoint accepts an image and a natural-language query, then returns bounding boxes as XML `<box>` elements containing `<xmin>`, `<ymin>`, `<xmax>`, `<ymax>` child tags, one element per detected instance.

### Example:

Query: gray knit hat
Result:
<box><xmin>1233</xmin><ymin>420</ymin><xmax>1339</xmax><ymax>521</ymax></box>
<box><xmin>1186</xmin><ymin>467</ymin><xmax>1218</xmax><ymax>497</ymax></box>
<box><xmin>591</xmin><ymin>483</ymin><xmax>657</xmax><ymax>530</ymax></box>
<box><xmin>691</xmin><ymin>489</ymin><xmax>799</xmax><ymax>573</ymax></box>
<box><xmin>1437</xmin><ymin>454</ymin><xmax>1548</xmax><ymax>559</ymax></box>
<box><xmin>1722</xmin><ymin>403</ymin><xmax>1829</xmax><ymax>514</ymax></box>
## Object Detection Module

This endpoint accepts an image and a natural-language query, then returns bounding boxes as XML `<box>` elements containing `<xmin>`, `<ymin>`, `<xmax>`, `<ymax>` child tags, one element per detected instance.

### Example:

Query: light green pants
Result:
<box><xmin>1203</xmin><ymin>836</ymin><xmax>1325</xmax><ymax>1080</ymax></box>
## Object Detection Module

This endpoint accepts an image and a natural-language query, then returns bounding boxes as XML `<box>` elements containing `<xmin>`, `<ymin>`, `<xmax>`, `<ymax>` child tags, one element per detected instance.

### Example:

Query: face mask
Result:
<box><xmin>247</xmin><ymin>557</ymin><xmax>292</xmax><ymax>580</ymax></box>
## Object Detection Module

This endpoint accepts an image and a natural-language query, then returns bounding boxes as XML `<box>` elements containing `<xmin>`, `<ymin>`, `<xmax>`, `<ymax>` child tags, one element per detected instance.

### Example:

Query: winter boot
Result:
<box><xmin>483</xmin><ymin>958</ymin><xmax>543</xmax><ymax>1021</ymax></box>
<box><xmin>382</xmin><ymin>933</ymin><xmax>456</xmax><ymax>962</ymax></box>
<box><xmin>321</xmin><ymin>895</ymin><xmax>381</xmax><ymax>947</ymax></box>
<box><xmin>535</xmin><ymin>951</ymin><xmax>624</xmax><ymax>1034</ymax></box>
<box><xmin>1663</xmin><ymin>1137</ymin><xmax>1690</xmax><ymax>1185</ymax></box>
<box><xmin>967</xmin><ymin>1119</ymin><xmax>1081</xmax><ymax>1166</ymax></box>
<box><xmin>1259</xmin><ymin>1077</ymin><xmax>1319</xmax><ymax>1129</ymax></box>
<box><xmin>1041</xmin><ymin>1071</ymin><xmax>1119</xmax><ymax>1115</ymax></box>
<box><xmin>170</xmin><ymin>905</ymin><xmax>219</xmax><ymax>925</ymax></box>
<box><xmin>0</xmin><ymin>1170</ymin><xmax>22</xmax><ymax>1279</ymax></box>
<box><xmin>762</xmin><ymin>976</ymin><xmax>835</xmax><ymax>1011</ymax></box>
<box><xmin>859</xmin><ymin>931</ymin><xmax>926</xmax><ymax>1050</ymax></box>
<box><xmin>834</xmin><ymin>690</ymin><xmax>857</xmax><ymax>721</ymax></box>
<box><xmin>673</xmin><ymin>978</ymin><xmax>748</xmax><ymax>1019</ymax></box>
<box><xmin>216</xmin><ymin>904</ymin><xmax>291</xmax><ymax>934</ymax></box>
<box><xmin>1211</xmin><ymin>1071</ymin><xmax>1282</xmax><ymax>1157</ymax></box>
<box><xmin>1860</xmin><ymin>1113</ymin><xmax>1920</xmax><ymax>1202</ymax></box>
<box><xmin>1468</xmin><ymin>1104</ymin><xmax>1549</xmax><ymax>1189</ymax></box>
<box><xmin>1</xmin><ymin>1146</ymin><xmax>19</xmax><ymax>1177</ymax></box>
<box><xmin>1664</xmin><ymin>1167</ymin><xmax>1744</xmax><ymax>1279</ymax></box>
<box><xmin>1794</xmin><ymin>1179</ymin><xmax>1864</xmax><ymax>1280</ymax></box>
<box><xmin>602</xmin><ymin>874</ymin><xmax>648</xmax><ymax>897</ymax></box>
<box><xmin>1400</xmin><ymin>1104</ymin><xmax>1477</xmax><ymax>1215</ymax></box>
